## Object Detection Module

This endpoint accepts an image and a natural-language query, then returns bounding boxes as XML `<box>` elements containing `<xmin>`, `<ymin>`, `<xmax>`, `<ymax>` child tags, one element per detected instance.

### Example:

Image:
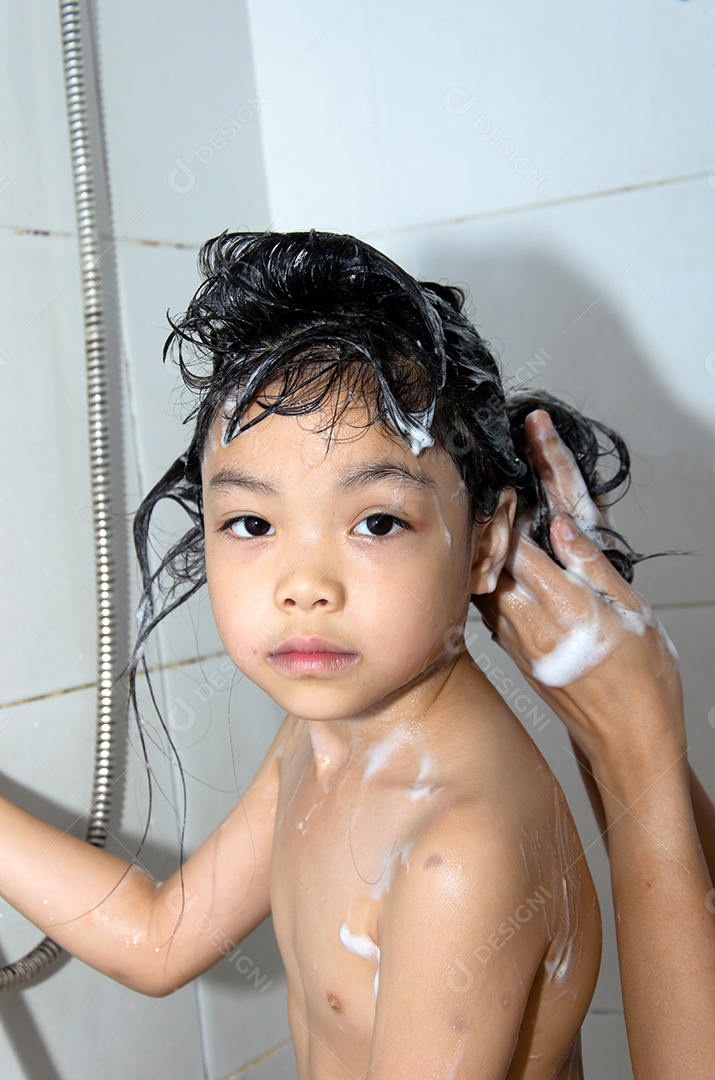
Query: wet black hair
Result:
<box><xmin>129</xmin><ymin>229</ymin><xmax>657</xmax><ymax>712</ymax></box>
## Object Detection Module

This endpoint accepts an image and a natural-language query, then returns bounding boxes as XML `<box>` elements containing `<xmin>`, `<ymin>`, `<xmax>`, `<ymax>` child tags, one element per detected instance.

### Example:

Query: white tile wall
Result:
<box><xmin>237</xmin><ymin>1041</ymin><xmax>297</xmax><ymax>1080</ymax></box>
<box><xmin>247</xmin><ymin>0</ymin><xmax>715</xmax><ymax>232</ymax></box>
<box><xmin>0</xmin><ymin>230</ymin><xmax>98</xmax><ymax>703</ymax></box>
<box><xmin>96</xmin><ymin>0</ymin><xmax>271</xmax><ymax>246</ymax></box>
<box><xmin>1</xmin><ymin>0</ymin><xmax>280</xmax><ymax>1076</ymax></box>
<box><xmin>581</xmin><ymin>1012</ymin><xmax>633</xmax><ymax>1080</ymax></box>
<box><xmin>0</xmin><ymin>6</ymin><xmax>76</xmax><ymax>234</ymax></box>
<box><xmin>115</xmin><ymin>239</ymin><xmax>226</xmax><ymax>668</ymax></box>
<box><xmin>243</xmin><ymin>2</ymin><xmax>385</xmax><ymax>236</ymax></box>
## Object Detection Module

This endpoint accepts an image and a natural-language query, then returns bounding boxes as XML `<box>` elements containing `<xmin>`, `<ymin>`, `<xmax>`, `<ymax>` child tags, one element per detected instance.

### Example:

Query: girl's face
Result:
<box><xmin>201</xmin><ymin>395</ymin><xmax>510</xmax><ymax>725</ymax></box>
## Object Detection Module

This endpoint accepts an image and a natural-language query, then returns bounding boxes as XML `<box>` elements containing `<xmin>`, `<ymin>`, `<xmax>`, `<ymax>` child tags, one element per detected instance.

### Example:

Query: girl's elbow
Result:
<box><xmin>105</xmin><ymin>956</ymin><xmax>188</xmax><ymax>998</ymax></box>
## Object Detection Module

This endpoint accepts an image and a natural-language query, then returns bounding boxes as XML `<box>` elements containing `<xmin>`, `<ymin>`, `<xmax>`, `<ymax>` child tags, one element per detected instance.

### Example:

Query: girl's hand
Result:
<box><xmin>476</xmin><ymin>411</ymin><xmax>686</xmax><ymax>795</ymax></box>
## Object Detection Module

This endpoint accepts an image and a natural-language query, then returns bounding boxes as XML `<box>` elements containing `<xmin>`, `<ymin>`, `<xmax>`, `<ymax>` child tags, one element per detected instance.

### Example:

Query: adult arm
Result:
<box><xmin>477</xmin><ymin>409</ymin><xmax>715</xmax><ymax>1078</ymax></box>
<box><xmin>0</xmin><ymin>713</ymin><xmax>290</xmax><ymax>996</ymax></box>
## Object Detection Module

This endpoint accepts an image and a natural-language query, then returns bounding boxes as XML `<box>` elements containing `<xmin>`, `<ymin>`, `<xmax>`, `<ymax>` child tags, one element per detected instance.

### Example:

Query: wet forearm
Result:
<box><xmin>600</xmin><ymin>766</ymin><xmax>715</xmax><ymax>1079</ymax></box>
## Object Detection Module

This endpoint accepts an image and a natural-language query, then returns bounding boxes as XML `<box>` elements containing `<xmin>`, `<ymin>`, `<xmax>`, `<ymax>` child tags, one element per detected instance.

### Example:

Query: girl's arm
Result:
<box><xmin>477</xmin><ymin>410</ymin><xmax>715</xmax><ymax>1078</ymax></box>
<box><xmin>0</xmin><ymin>712</ymin><xmax>290</xmax><ymax>996</ymax></box>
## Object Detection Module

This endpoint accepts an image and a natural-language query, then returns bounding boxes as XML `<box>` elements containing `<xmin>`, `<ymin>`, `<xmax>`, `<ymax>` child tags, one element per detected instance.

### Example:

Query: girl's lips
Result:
<box><xmin>268</xmin><ymin>638</ymin><xmax>359</xmax><ymax>676</ymax></box>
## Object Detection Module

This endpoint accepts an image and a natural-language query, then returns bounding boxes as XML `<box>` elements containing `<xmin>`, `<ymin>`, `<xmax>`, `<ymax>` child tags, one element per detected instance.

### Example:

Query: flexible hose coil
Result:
<box><xmin>0</xmin><ymin>0</ymin><xmax>118</xmax><ymax>988</ymax></box>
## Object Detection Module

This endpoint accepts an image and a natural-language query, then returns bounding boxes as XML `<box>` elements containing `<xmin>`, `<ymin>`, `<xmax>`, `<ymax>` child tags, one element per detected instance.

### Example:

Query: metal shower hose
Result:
<box><xmin>0</xmin><ymin>0</ymin><xmax>118</xmax><ymax>988</ymax></box>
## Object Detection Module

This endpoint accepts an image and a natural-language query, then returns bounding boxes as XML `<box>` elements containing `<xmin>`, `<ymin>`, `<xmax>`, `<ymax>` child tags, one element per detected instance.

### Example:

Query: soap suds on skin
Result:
<box><xmin>297</xmin><ymin>801</ymin><xmax>320</xmax><ymax>835</ymax></box>
<box><xmin>339</xmin><ymin>922</ymin><xmax>380</xmax><ymax>999</ymax></box>
<box><xmin>537</xmin><ymin>426</ymin><xmax>601</xmax><ymax>531</ymax></box>
<box><xmin>362</xmin><ymin>729</ymin><xmax>410</xmax><ymax>783</ymax></box>
<box><xmin>370</xmin><ymin>840</ymin><xmax>414</xmax><ymax>900</ymax></box>
<box><xmin>407</xmin><ymin>752</ymin><xmax>443</xmax><ymax>802</ymax></box>
<box><xmin>531</xmin><ymin>618</ymin><xmax>612</xmax><ymax>688</ymax></box>
<box><xmin>529</xmin><ymin>564</ymin><xmax>663</xmax><ymax>688</ymax></box>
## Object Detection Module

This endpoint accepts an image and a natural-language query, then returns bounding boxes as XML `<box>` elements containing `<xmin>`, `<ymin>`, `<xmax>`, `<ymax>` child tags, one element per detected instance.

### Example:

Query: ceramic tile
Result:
<box><xmin>0</xmin><ymin>231</ymin><xmax>99</xmax><ymax>703</ymax></box>
<box><xmin>197</xmin><ymin>917</ymin><xmax>290</xmax><ymax>1080</ymax></box>
<box><xmin>374</xmin><ymin>0</ymin><xmax>714</xmax><ymax>231</ymax></box>
<box><xmin>155</xmin><ymin>660</ymin><xmax>285</xmax><ymax>851</ymax></box>
<box><xmin>0</xmin><ymin>5</ymin><xmax>75</xmax><ymax>233</ymax></box>
<box><xmin>247</xmin><ymin>1</ymin><xmax>713</xmax><ymax>232</ymax></box>
<box><xmin>236</xmin><ymin>1041</ymin><xmax>297</xmax><ymax>1080</ymax></box>
<box><xmin>117</xmin><ymin>238</ymin><xmax>227</xmax><ymax>667</ymax></box>
<box><xmin>581</xmin><ymin>1011</ymin><xmax>632</xmax><ymax>1080</ymax></box>
<box><xmin>96</xmin><ymin>0</ymin><xmax>270</xmax><ymax>244</ymax></box>
<box><xmin>245</xmin><ymin>0</ymin><xmax>384</xmax><ymax>234</ymax></box>
<box><xmin>0</xmin><ymin>952</ymin><xmax>203</xmax><ymax>1080</ymax></box>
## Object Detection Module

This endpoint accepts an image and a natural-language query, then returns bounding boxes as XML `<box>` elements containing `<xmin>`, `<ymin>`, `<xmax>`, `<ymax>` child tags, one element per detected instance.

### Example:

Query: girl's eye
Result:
<box><xmin>225</xmin><ymin>516</ymin><xmax>274</xmax><ymax>538</ymax></box>
<box><xmin>354</xmin><ymin>514</ymin><xmax>409</xmax><ymax>538</ymax></box>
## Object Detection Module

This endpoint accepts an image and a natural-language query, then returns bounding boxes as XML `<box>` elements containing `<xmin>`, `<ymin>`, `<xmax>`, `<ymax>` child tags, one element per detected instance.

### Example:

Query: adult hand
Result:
<box><xmin>478</xmin><ymin>411</ymin><xmax>715</xmax><ymax>1080</ymax></box>
<box><xmin>476</xmin><ymin>410</ymin><xmax>685</xmax><ymax>798</ymax></box>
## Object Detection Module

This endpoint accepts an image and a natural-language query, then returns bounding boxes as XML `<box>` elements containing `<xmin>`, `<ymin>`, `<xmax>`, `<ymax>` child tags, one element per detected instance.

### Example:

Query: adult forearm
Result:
<box><xmin>599</xmin><ymin>765</ymin><xmax>715</xmax><ymax>1079</ymax></box>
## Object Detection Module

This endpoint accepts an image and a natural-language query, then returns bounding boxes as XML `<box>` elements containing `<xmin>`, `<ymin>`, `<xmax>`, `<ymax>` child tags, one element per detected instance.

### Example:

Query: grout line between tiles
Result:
<box><xmin>378</xmin><ymin>169</ymin><xmax>712</xmax><ymax>237</ymax></box>
<box><xmin>1</xmin><ymin>167</ymin><xmax>710</xmax><ymax>248</ymax></box>
<box><xmin>1</xmin><ymin>650</ymin><xmax>229</xmax><ymax>711</ymax></box>
<box><xmin>222</xmin><ymin>1038</ymin><xmax>293</xmax><ymax>1079</ymax></box>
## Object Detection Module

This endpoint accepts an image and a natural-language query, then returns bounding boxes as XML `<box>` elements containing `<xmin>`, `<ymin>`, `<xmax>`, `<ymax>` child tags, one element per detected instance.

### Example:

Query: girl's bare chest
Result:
<box><xmin>270</xmin><ymin>758</ymin><xmax>393</xmax><ymax>1057</ymax></box>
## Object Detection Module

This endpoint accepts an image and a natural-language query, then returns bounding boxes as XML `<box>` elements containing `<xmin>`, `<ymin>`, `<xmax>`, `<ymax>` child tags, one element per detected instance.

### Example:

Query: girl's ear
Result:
<box><xmin>469</xmin><ymin>489</ymin><xmax>517</xmax><ymax>595</ymax></box>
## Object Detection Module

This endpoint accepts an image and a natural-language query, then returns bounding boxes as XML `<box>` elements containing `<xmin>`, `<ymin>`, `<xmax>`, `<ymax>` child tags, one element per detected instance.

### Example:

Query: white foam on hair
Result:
<box><xmin>219</xmin><ymin>394</ymin><xmax>240</xmax><ymax>447</ymax></box>
<box><xmin>396</xmin><ymin>413</ymin><xmax>435</xmax><ymax>455</ymax></box>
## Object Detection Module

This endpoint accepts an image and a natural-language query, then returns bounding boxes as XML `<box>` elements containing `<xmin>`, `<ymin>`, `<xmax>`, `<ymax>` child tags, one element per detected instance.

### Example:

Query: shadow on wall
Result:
<box><xmin>424</xmin><ymin>241</ymin><xmax>714</xmax><ymax>595</ymax></box>
<box><xmin>0</xmin><ymin>960</ymin><xmax>66</xmax><ymax>1080</ymax></box>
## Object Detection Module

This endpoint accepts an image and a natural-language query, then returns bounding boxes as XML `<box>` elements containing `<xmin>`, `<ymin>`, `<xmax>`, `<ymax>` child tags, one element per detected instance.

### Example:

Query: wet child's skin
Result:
<box><xmin>0</xmin><ymin>398</ymin><xmax>600</xmax><ymax>1079</ymax></box>
<box><xmin>201</xmin><ymin>401</ymin><xmax>601</xmax><ymax>1078</ymax></box>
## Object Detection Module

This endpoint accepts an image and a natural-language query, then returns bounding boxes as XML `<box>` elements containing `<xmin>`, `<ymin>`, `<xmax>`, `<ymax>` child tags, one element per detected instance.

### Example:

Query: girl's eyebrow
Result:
<box><xmin>207</xmin><ymin>460</ymin><xmax>436</xmax><ymax>496</ymax></box>
<box><xmin>337</xmin><ymin>461</ymin><xmax>436</xmax><ymax>493</ymax></box>
<box><xmin>208</xmin><ymin>468</ymin><xmax>279</xmax><ymax>496</ymax></box>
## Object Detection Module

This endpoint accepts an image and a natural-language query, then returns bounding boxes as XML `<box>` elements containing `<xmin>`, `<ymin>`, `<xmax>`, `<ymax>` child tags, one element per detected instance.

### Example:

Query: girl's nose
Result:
<box><xmin>274</xmin><ymin>554</ymin><xmax>345</xmax><ymax>611</ymax></box>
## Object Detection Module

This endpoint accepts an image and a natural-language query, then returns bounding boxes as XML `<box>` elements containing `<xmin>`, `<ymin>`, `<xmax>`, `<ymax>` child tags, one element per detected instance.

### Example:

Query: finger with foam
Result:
<box><xmin>525</xmin><ymin>409</ymin><xmax>602</xmax><ymax>535</ymax></box>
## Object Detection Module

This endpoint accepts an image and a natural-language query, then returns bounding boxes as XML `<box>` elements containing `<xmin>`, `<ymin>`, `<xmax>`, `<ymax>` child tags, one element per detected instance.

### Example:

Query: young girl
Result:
<box><xmin>1</xmin><ymin>231</ymin><xmax>652</xmax><ymax>1078</ymax></box>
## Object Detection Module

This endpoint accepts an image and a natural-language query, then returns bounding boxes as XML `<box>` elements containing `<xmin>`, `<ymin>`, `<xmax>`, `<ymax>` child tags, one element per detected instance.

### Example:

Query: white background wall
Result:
<box><xmin>0</xmin><ymin>2</ymin><xmax>713</xmax><ymax>1078</ymax></box>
